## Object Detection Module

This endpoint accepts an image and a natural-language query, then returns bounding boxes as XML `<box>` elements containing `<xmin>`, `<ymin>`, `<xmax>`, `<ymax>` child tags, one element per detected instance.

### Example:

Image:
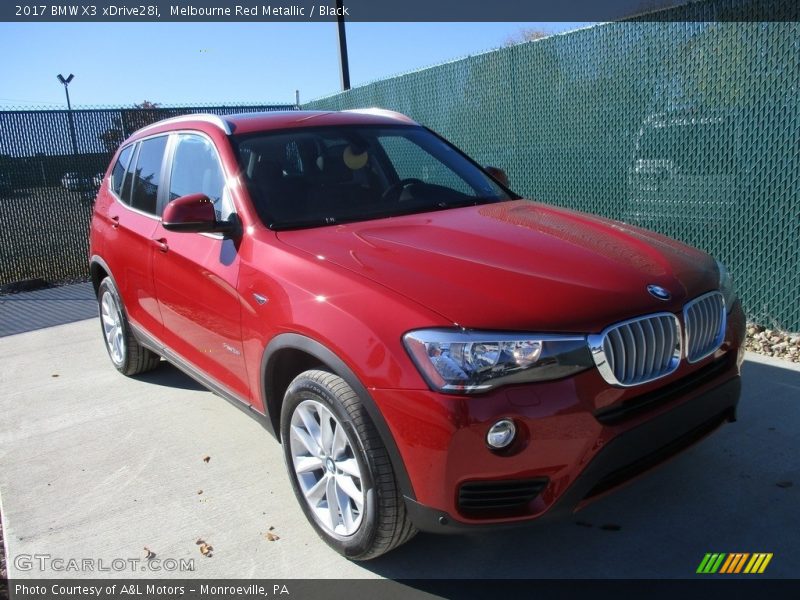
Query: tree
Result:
<box><xmin>504</xmin><ymin>28</ymin><xmax>550</xmax><ymax>46</ymax></box>
<box><xmin>99</xmin><ymin>101</ymin><xmax>174</xmax><ymax>153</ymax></box>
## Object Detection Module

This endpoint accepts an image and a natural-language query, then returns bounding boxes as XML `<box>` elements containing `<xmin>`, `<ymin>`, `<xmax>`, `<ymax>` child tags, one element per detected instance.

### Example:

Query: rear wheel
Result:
<box><xmin>98</xmin><ymin>278</ymin><xmax>160</xmax><ymax>376</ymax></box>
<box><xmin>281</xmin><ymin>369</ymin><xmax>416</xmax><ymax>559</ymax></box>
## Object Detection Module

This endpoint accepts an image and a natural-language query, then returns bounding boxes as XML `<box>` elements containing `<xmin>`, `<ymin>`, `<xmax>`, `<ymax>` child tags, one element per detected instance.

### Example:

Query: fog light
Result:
<box><xmin>486</xmin><ymin>419</ymin><xmax>516</xmax><ymax>449</ymax></box>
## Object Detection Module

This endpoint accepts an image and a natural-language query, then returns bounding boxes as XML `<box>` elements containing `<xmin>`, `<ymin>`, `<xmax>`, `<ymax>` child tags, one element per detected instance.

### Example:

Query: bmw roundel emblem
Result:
<box><xmin>647</xmin><ymin>284</ymin><xmax>671</xmax><ymax>301</ymax></box>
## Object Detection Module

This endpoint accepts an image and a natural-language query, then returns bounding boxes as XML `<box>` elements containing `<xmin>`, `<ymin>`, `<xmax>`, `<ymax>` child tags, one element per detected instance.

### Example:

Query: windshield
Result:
<box><xmin>235</xmin><ymin>125</ymin><xmax>512</xmax><ymax>229</ymax></box>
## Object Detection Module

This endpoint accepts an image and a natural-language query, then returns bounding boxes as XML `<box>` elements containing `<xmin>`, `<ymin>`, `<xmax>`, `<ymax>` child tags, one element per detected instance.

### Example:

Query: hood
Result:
<box><xmin>276</xmin><ymin>200</ymin><xmax>718</xmax><ymax>333</ymax></box>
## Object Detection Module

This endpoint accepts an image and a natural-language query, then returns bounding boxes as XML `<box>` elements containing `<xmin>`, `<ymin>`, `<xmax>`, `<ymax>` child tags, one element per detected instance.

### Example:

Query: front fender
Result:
<box><xmin>260</xmin><ymin>333</ymin><xmax>416</xmax><ymax>501</ymax></box>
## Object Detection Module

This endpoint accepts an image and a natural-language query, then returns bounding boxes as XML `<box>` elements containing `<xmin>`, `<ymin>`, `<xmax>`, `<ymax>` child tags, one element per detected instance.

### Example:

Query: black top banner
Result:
<box><xmin>2</xmin><ymin>0</ymin><xmax>798</xmax><ymax>22</ymax></box>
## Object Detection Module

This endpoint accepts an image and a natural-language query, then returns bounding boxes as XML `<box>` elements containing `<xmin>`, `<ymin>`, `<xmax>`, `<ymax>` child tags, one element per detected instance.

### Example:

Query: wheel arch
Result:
<box><xmin>89</xmin><ymin>255</ymin><xmax>113</xmax><ymax>298</ymax></box>
<box><xmin>261</xmin><ymin>333</ymin><xmax>416</xmax><ymax>500</ymax></box>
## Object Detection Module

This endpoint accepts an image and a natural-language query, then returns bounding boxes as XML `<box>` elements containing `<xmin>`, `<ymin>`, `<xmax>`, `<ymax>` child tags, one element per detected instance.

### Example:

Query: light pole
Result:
<box><xmin>335</xmin><ymin>0</ymin><xmax>350</xmax><ymax>90</ymax></box>
<box><xmin>57</xmin><ymin>73</ymin><xmax>79</xmax><ymax>156</ymax></box>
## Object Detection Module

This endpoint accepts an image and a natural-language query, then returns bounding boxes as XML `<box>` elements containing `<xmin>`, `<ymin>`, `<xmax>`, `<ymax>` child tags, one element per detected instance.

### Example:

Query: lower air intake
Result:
<box><xmin>458</xmin><ymin>478</ymin><xmax>548</xmax><ymax>514</ymax></box>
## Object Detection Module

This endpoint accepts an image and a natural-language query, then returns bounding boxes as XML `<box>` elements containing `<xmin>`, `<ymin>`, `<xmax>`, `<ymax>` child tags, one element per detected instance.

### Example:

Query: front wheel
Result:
<box><xmin>280</xmin><ymin>370</ymin><xmax>416</xmax><ymax>559</ymax></box>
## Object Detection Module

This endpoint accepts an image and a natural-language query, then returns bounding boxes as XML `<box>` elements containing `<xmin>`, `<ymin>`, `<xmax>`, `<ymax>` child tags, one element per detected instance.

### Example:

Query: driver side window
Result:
<box><xmin>169</xmin><ymin>134</ymin><xmax>233</xmax><ymax>221</ymax></box>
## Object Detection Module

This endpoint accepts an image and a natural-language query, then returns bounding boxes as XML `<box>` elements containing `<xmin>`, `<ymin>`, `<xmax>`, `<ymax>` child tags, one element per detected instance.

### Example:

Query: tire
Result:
<box><xmin>97</xmin><ymin>277</ymin><xmax>161</xmax><ymax>376</ymax></box>
<box><xmin>280</xmin><ymin>369</ymin><xmax>416</xmax><ymax>559</ymax></box>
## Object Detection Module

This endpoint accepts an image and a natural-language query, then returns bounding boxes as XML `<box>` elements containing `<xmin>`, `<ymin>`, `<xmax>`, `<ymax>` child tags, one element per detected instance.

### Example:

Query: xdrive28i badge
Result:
<box><xmin>647</xmin><ymin>284</ymin><xmax>671</xmax><ymax>301</ymax></box>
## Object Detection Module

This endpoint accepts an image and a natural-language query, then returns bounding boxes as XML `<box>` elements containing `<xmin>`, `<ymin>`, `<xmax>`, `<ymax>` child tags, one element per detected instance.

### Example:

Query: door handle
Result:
<box><xmin>110</xmin><ymin>215</ymin><xmax>119</xmax><ymax>229</ymax></box>
<box><xmin>153</xmin><ymin>238</ymin><xmax>169</xmax><ymax>253</ymax></box>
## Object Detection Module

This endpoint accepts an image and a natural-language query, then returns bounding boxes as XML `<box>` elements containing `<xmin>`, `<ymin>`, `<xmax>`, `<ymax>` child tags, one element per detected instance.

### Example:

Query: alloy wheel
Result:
<box><xmin>100</xmin><ymin>291</ymin><xmax>125</xmax><ymax>365</ymax></box>
<box><xmin>289</xmin><ymin>399</ymin><xmax>365</xmax><ymax>536</ymax></box>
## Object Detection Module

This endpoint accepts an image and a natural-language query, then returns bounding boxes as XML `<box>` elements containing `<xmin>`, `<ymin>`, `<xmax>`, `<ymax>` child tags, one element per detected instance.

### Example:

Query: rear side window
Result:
<box><xmin>119</xmin><ymin>143</ymin><xmax>139</xmax><ymax>204</ymax></box>
<box><xmin>130</xmin><ymin>136</ymin><xmax>168</xmax><ymax>215</ymax></box>
<box><xmin>111</xmin><ymin>145</ymin><xmax>133</xmax><ymax>196</ymax></box>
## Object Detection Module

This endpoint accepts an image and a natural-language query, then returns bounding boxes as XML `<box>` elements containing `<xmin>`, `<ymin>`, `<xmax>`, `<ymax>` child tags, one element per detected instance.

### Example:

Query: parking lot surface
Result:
<box><xmin>0</xmin><ymin>316</ymin><xmax>798</xmax><ymax>579</ymax></box>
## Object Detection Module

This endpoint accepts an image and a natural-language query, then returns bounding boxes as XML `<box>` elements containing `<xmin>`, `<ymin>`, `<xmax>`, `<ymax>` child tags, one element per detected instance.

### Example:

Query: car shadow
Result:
<box><xmin>356</xmin><ymin>360</ymin><xmax>799</xmax><ymax>580</ymax></box>
<box><xmin>133</xmin><ymin>361</ymin><xmax>207</xmax><ymax>392</ymax></box>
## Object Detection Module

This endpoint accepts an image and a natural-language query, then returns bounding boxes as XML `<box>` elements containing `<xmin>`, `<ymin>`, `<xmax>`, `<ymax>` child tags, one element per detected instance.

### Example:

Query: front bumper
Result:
<box><xmin>371</xmin><ymin>301</ymin><xmax>745</xmax><ymax>532</ymax></box>
<box><xmin>404</xmin><ymin>375</ymin><xmax>739</xmax><ymax>532</ymax></box>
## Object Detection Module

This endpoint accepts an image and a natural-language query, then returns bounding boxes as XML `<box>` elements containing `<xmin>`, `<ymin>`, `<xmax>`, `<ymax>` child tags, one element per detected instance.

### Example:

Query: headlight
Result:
<box><xmin>716</xmin><ymin>260</ymin><xmax>737</xmax><ymax>310</ymax></box>
<box><xmin>403</xmin><ymin>329</ymin><xmax>592</xmax><ymax>393</ymax></box>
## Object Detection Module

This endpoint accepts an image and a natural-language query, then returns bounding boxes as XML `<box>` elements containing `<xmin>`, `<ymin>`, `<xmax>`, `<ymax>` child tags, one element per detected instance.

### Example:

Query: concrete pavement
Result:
<box><xmin>0</xmin><ymin>318</ymin><xmax>798</xmax><ymax>579</ymax></box>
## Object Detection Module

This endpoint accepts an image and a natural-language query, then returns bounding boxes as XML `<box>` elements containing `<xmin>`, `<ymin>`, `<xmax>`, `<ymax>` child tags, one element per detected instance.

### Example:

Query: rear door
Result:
<box><xmin>151</xmin><ymin>132</ymin><xmax>249</xmax><ymax>400</ymax></box>
<box><xmin>101</xmin><ymin>137</ymin><xmax>168</xmax><ymax>337</ymax></box>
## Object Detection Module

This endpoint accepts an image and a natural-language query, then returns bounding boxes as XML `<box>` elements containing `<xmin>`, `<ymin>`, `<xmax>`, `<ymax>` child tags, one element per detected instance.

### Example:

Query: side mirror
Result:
<box><xmin>485</xmin><ymin>166</ymin><xmax>509</xmax><ymax>188</ymax></box>
<box><xmin>162</xmin><ymin>193</ymin><xmax>235</xmax><ymax>235</ymax></box>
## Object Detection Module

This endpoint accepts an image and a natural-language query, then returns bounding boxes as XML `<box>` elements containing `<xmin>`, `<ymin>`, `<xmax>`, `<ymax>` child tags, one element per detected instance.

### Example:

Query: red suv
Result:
<box><xmin>89</xmin><ymin>109</ymin><xmax>744</xmax><ymax>559</ymax></box>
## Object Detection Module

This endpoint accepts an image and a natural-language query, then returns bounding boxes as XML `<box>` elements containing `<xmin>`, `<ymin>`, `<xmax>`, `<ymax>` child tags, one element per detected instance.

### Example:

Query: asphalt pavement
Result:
<box><xmin>0</xmin><ymin>314</ymin><xmax>798</xmax><ymax>580</ymax></box>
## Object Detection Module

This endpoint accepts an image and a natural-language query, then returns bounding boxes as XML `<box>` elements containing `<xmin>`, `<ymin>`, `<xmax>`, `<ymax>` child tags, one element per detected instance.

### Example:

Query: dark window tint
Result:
<box><xmin>379</xmin><ymin>135</ymin><xmax>473</xmax><ymax>194</ymax></box>
<box><xmin>169</xmin><ymin>134</ymin><xmax>230</xmax><ymax>220</ymax></box>
<box><xmin>119</xmin><ymin>143</ymin><xmax>139</xmax><ymax>205</ymax></box>
<box><xmin>111</xmin><ymin>145</ymin><xmax>133</xmax><ymax>196</ymax></box>
<box><xmin>130</xmin><ymin>136</ymin><xmax>168</xmax><ymax>215</ymax></box>
<box><xmin>236</xmin><ymin>126</ymin><xmax>509</xmax><ymax>229</ymax></box>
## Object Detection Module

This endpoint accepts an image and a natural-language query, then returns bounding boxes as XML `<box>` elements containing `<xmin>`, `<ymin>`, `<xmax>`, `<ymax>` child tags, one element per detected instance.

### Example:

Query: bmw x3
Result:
<box><xmin>89</xmin><ymin>109</ymin><xmax>744</xmax><ymax>559</ymax></box>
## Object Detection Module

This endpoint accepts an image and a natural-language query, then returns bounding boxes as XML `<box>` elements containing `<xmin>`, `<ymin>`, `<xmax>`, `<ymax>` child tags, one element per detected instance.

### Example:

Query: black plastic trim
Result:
<box><xmin>585</xmin><ymin>409</ymin><xmax>731</xmax><ymax>499</ymax></box>
<box><xmin>458</xmin><ymin>478</ymin><xmax>549</xmax><ymax>514</ymax></box>
<box><xmin>89</xmin><ymin>255</ymin><xmax>114</xmax><ymax>295</ymax></box>
<box><xmin>129</xmin><ymin>323</ymin><xmax>271</xmax><ymax>428</ymax></box>
<box><xmin>594</xmin><ymin>356</ymin><xmax>731</xmax><ymax>425</ymax></box>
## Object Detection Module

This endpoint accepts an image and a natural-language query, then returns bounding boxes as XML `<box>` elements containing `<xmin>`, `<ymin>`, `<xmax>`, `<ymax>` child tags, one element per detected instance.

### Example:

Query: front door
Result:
<box><xmin>152</xmin><ymin>132</ymin><xmax>249</xmax><ymax>400</ymax></box>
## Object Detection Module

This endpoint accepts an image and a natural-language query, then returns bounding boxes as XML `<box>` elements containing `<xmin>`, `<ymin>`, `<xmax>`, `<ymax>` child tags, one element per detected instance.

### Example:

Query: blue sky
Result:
<box><xmin>0</xmin><ymin>22</ymin><xmax>591</xmax><ymax>108</ymax></box>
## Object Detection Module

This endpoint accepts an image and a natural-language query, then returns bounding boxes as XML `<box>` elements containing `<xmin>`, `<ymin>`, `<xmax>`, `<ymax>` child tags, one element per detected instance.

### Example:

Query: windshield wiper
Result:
<box><xmin>269</xmin><ymin>218</ymin><xmax>335</xmax><ymax>230</ymax></box>
<box><xmin>435</xmin><ymin>196</ymin><xmax>502</xmax><ymax>209</ymax></box>
<box><xmin>269</xmin><ymin>196</ymin><xmax>505</xmax><ymax>230</ymax></box>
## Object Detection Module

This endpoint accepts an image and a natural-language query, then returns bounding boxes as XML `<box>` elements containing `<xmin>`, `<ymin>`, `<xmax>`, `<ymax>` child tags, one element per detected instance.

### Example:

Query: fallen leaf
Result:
<box><xmin>143</xmin><ymin>547</ymin><xmax>156</xmax><ymax>560</ymax></box>
<box><xmin>776</xmin><ymin>481</ymin><xmax>793</xmax><ymax>488</ymax></box>
<box><xmin>199</xmin><ymin>542</ymin><xmax>214</xmax><ymax>557</ymax></box>
<box><xmin>264</xmin><ymin>532</ymin><xmax>280</xmax><ymax>542</ymax></box>
<box><xmin>202</xmin><ymin>456</ymin><xmax>211</xmax><ymax>463</ymax></box>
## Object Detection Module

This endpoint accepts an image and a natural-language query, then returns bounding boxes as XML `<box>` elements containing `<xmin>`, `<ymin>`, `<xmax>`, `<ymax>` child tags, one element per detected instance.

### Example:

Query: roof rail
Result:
<box><xmin>342</xmin><ymin>107</ymin><xmax>416</xmax><ymax>124</ymax></box>
<box><xmin>133</xmin><ymin>113</ymin><xmax>233</xmax><ymax>136</ymax></box>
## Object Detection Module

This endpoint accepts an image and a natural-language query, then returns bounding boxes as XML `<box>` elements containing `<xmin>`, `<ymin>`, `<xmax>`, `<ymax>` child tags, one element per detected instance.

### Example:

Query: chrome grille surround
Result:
<box><xmin>588</xmin><ymin>313</ymin><xmax>681</xmax><ymax>387</ymax></box>
<box><xmin>683</xmin><ymin>291</ymin><xmax>726</xmax><ymax>363</ymax></box>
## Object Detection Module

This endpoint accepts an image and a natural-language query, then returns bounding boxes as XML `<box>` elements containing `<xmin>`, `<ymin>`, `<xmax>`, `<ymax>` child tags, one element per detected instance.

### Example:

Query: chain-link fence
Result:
<box><xmin>0</xmin><ymin>104</ymin><xmax>295</xmax><ymax>289</ymax></box>
<box><xmin>306</xmin><ymin>15</ymin><xmax>800</xmax><ymax>330</ymax></box>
